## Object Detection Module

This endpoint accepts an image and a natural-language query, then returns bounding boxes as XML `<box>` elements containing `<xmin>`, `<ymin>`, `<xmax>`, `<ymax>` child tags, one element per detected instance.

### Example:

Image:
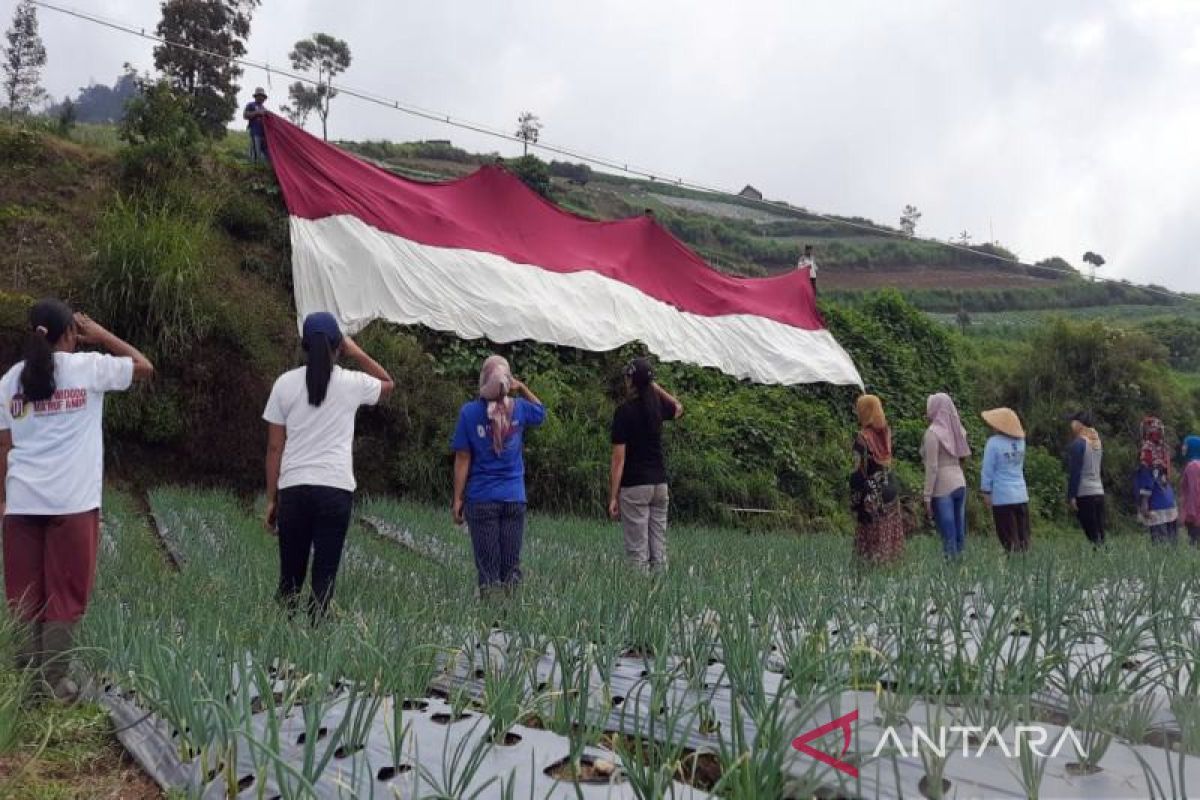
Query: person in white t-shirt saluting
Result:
<box><xmin>263</xmin><ymin>312</ymin><xmax>394</xmax><ymax>619</ymax></box>
<box><xmin>0</xmin><ymin>298</ymin><xmax>154</xmax><ymax>701</ymax></box>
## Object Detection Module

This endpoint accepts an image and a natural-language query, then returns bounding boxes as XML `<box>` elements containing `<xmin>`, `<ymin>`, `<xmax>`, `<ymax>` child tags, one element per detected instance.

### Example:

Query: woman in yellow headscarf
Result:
<box><xmin>849</xmin><ymin>394</ymin><xmax>904</xmax><ymax>565</ymax></box>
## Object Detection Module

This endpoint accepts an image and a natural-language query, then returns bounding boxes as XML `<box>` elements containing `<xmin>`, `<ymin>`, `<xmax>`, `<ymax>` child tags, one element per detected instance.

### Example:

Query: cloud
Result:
<box><xmin>29</xmin><ymin>0</ymin><xmax>1200</xmax><ymax>291</ymax></box>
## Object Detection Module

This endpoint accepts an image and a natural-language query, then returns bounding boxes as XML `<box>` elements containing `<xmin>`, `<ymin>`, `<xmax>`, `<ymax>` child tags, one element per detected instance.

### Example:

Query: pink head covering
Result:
<box><xmin>926</xmin><ymin>393</ymin><xmax>971</xmax><ymax>459</ymax></box>
<box><xmin>479</xmin><ymin>355</ymin><xmax>514</xmax><ymax>455</ymax></box>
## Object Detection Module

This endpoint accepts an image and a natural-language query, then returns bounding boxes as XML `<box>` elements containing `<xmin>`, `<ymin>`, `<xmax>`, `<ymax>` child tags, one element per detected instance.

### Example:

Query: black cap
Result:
<box><xmin>1067</xmin><ymin>410</ymin><xmax>1094</xmax><ymax>427</ymax></box>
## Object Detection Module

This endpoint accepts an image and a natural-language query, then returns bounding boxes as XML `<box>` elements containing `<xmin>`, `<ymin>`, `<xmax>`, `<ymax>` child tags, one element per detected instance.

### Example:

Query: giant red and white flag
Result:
<box><xmin>264</xmin><ymin>116</ymin><xmax>862</xmax><ymax>386</ymax></box>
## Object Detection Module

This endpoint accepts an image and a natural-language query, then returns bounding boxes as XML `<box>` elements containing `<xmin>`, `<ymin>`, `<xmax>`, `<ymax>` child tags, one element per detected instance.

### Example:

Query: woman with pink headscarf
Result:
<box><xmin>922</xmin><ymin>393</ymin><xmax>971</xmax><ymax>557</ymax></box>
<box><xmin>451</xmin><ymin>355</ymin><xmax>545</xmax><ymax>593</ymax></box>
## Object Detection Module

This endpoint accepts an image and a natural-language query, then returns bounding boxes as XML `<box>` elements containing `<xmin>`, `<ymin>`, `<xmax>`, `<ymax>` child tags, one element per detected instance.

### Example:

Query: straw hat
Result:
<box><xmin>981</xmin><ymin>407</ymin><xmax>1025</xmax><ymax>439</ymax></box>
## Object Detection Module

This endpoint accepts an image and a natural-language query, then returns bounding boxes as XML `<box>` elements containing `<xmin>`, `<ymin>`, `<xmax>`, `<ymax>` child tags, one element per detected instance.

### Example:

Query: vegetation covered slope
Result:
<box><xmin>1</xmin><ymin>120</ymin><xmax>1197</xmax><ymax>533</ymax></box>
<box><xmin>341</xmin><ymin>138</ymin><xmax>1186</xmax><ymax>314</ymax></box>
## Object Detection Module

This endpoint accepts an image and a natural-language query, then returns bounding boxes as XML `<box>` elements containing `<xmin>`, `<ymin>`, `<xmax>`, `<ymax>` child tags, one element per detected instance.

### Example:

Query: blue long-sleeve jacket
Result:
<box><xmin>981</xmin><ymin>434</ymin><xmax>1029</xmax><ymax>506</ymax></box>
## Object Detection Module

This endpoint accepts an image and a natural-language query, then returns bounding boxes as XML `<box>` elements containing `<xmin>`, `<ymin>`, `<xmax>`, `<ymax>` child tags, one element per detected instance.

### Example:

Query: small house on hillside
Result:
<box><xmin>739</xmin><ymin>185</ymin><xmax>763</xmax><ymax>200</ymax></box>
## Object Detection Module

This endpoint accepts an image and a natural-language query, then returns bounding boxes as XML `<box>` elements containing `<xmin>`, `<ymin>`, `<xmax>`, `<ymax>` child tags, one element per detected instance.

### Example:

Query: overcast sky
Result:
<box><xmin>22</xmin><ymin>0</ymin><xmax>1200</xmax><ymax>291</ymax></box>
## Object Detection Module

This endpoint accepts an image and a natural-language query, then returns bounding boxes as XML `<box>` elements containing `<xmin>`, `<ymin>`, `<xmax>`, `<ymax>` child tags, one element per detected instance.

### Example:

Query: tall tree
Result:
<box><xmin>515</xmin><ymin>112</ymin><xmax>541</xmax><ymax>155</ymax></box>
<box><xmin>153</xmin><ymin>0</ymin><xmax>261</xmax><ymax>138</ymax></box>
<box><xmin>285</xmin><ymin>33</ymin><xmax>351</xmax><ymax>141</ymax></box>
<box><xmin>48</xmin><ymin>67</ymin><xmax>140</xmax><ymax>124</ymax></box>
<box><xmin>899</xmin><ymin>204</ymin><xmax>921</xmax><ymax>237</ymax></box>
<box><xmin>2</xmin><ymin>0</ymin><xmax>47</xmax><ymax>120</ymax></box>
<box><xmin>1082</xmin><ymin>251</ymin><xmax>1106</xmax><ymax>282</ymax></box>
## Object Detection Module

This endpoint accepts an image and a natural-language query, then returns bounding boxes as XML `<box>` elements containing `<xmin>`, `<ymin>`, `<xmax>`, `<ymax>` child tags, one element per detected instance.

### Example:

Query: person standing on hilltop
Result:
<box><xmin>451</xmin><ymin>356</ymin><xmax>546</xmax><ymax>596</ymax></box>
<box><xmin>263</xmin><ymin>313</ymin><xmax>394</xmax><ymax>619</ymax></box>
<box><xmin>244</xmin><ymin>87</ymin><xmax>270</xmax><ymax>164</ymax></box>
<box><xmin>1135</xmin><ymin>416</ymin><xmax>1179</xmax><ymax>545</ymax></box>
<box><xmin>608</xmin><ymin>358</ymin><xmax>684</xmax><ymax>574</ymax></box>
<box><xmin>1065</xmin><ymin>411</ymin><xmax>1106</xmax><ymax>546</ymax></box>
<box><xmin>1179</xmin><ymin>434</ymin><xmax>1200</xmax><ymax>546</ymax></box>
<box><xmin>797</xmin><ymin>244</ymin><xmax>818</xmax><ymax>293</ymax></box>
<box><xmin>922</xmin><ymin>393</ymin><xmax>970</xmax><ymax>558</ymax></box>
<box><xmin>980</xmin><ymin>408</ymin><xmax>1031</xmax><ymax>553</ymax></box>
<box><xmin>0</xmin><ymin>299</ymin><xmax>154</xmax><ymax>701</ymax></box>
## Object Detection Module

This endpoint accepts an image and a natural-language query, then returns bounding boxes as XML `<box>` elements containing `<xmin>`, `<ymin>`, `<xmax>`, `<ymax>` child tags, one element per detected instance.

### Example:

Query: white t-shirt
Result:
<box><xmin>0</xmin><ymin>352</ymin><xmax>134</xmax><ymax>515</ymax></box>
<box><xmin>797</xmin><ymin>256</ymin><xmax>818</xmax><ymax>277</ymax></box>
<box><xmin>263</xmin><ymin>366</ymin><xmax>383</xmax><ymax>492</ymax></box>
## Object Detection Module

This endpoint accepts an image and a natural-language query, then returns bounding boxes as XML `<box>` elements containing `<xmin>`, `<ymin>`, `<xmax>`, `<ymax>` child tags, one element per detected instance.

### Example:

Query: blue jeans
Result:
<box><xmin>465</xmin><ymin>502</ymin><xmax>526</xmax><ymax>588</ymax></box>
<box><xmin>932</xmin><ymin>487</ymin><xmax>967</xmax><ymax>557</ymax></box>
<box><xmin>249</xmin><ymin>132</ymin><xmax>269</xmax><ymax>163</ymax></box>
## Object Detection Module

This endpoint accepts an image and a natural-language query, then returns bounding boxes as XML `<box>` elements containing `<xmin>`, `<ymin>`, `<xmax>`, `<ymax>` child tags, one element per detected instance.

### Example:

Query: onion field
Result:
<box><xmin>70</xmin><ymin>489</ymin><xmax>1200</xmax><ymax>798</ymax></box>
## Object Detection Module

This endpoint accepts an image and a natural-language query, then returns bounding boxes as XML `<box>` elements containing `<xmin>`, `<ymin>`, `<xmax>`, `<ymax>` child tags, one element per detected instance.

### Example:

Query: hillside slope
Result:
<box><xmin>339</xmin><ymin>138</ymin><xmax>1183</xmax><ymax>313</ymax></box>
<box><xmin>1</xmin><ymin>120</ymin><xmax>1196</xmax><ymax>532</ymax></box>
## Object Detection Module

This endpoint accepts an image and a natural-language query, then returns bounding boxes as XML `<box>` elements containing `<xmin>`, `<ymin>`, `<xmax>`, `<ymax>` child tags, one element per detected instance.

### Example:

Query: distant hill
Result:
<box><xmin>337</xmin><ymin>139</ymin><xmax>1183</xmax><ymax>314</ymax></box>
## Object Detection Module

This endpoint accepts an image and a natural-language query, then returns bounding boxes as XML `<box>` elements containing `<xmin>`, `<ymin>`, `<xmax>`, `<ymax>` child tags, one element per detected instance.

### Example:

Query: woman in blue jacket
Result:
<box><xmin>980</xmin><ymin>407</ymin><xmax>1030</xmax><ymax>553</ymax></box>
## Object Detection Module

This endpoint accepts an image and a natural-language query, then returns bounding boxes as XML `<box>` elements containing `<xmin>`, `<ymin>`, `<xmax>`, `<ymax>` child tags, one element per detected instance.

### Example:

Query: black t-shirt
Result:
<box><xmin>611</xmin><ymin>397</ymin><xmax>678</xmax><ymax>488</ymax></box>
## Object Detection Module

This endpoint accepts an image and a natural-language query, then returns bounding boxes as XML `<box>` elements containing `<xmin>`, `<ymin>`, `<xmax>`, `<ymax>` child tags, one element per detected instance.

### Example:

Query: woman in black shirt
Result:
<box><xmin>608</xmin><ymin>358</ymin><xmax>684</xmax><ymax>572</ymax></box>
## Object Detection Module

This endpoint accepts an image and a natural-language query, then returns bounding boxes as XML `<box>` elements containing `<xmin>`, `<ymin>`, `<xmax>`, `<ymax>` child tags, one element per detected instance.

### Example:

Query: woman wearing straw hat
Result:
<box><xmin>980</xmin><ymin>407</ymin><xmax>1030</xmax><ymax>553</ymax></box>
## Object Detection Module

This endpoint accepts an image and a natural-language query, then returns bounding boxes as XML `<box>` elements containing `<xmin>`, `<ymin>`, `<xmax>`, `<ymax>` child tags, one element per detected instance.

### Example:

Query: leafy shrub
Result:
<box><xmin>118</xmin><ymin>80</ymin><xmax>203</xmax><ymax>190</ymax></box>
<box><xmin>1138</xmin><ymin>317</ymin><xmax>1200</xmax><ymax>373</ymax></box>
<box><xmin>92</xmin><ymin>196</ymin><xmax>212</xmax><ymax>354</ymax></box>
<box><xmin>0</xmin><ymin>125</ymin><xmax>42</xmax><ymax>164</ymax></box>
<box><xmin>349</xmin><ymin>139</ymin><xmax>475</xmax><ymax>164</ymax></box>
<box><xmin>982</xmin><ymin>317</ymin><xmax>1198</xmax><ymax>513</ymax></box>
<box><xmin>548</xmin><ymin>160</ymin><xmax>592</xmax><ymax>184</ymax></box>
<box><xmin>217</xmin><ymin>192</ymin><xmax>273</xmax><ymax>241</ymax></box>
<box><xmin>505</xmin><ymin>155</ymin><xmax>551</xmax><ymax>197</ymax></box>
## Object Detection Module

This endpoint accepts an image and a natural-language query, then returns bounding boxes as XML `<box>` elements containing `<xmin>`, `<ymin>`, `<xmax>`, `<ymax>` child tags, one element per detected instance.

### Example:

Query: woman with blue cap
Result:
<box><xmin>262</xmin><ymin>312</ymin><xmax>394</xmax><ymax>618</ymax></box>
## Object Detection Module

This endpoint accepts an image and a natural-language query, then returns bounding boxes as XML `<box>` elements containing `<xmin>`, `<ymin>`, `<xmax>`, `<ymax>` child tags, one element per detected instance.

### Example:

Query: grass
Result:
<box><xmin>0</xmin><ymin>699</ymin><xmax>161</xmax><ymax>799</ymax></box>
<box><xmin>930</xmin><ymin>303</ymin><xmax>1200</xmax><ymax>337</ymax></box>
<box><xmin>1</xmin><ymin>486</ymin><xmax>1193</xmax><ymax>797</ymax></box>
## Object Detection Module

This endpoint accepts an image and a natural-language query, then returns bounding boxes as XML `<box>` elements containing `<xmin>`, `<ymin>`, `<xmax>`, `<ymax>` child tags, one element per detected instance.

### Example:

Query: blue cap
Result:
<box><xmin>302</xmin><ymin>312</ymin><xmax>342</xmax><ymax>347</ymax></box>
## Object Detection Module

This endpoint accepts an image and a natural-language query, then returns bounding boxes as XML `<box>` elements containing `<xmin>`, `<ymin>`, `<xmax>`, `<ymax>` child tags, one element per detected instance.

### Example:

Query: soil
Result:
<box><xmin>543</xmin><ymin>755</ymin><xmax>619</xmax><ymax>784</ymax></box>
<box><xmin>918</xmin><ymin>775</ymin><xmax>952</xmax><ymax>798</ymax></box>
<box><xmin>1066</xmin><ymin>762</ymin><xmax>1103</xmax><ymax>776</ymax></box>
<box><xmin>598</xmin><ymin>732</ymin><xmax>723</xmax><ymax>791</ymax></box>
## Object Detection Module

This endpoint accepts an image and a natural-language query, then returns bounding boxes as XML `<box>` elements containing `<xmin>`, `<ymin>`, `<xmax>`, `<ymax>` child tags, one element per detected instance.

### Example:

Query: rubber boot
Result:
<box><xmin>41</xmin><ymin>620</ymin><xmax>80</xmax><ymax>704</ymax></box>
<box><xmin>14</xmin><ymin>621</ymin><xmax>42</xmax><ymax>672</ymax></box>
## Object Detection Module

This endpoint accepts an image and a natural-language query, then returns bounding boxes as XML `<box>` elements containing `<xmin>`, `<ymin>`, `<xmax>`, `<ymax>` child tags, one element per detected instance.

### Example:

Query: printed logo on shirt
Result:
<box><xmin>476</xmin><ymin>419</ymin><xmax>522</xmax><ymax>439</ymax></box>
<box><xmin>9</xmin><ymin>388</ymin><xmax>88</xmax><ymax>420</ymax></box>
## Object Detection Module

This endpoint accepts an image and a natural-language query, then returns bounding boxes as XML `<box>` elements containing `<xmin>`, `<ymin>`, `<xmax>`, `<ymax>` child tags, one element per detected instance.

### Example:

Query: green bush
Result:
<box><xmin>92</xmin><ymin>196</ymin><xmax>212</xmax><ymax>354</ymax></box>
<box><xmin>217</xmin><ymin>192</ymin><xmax>273</xmax><ymax>241</ymax></box>
<box><xmin>982</xmin><ymin>317</ymin><xmax>1198</xmax><ymax>513</ymax></box>
<box><xmin>1139</xmin><ymin>317</ymin><xmax>1200</xmax><ymax>373</ymax></box>
<box><xmin>505</xmin><ymin>155</ymin><xmax>551</xmax><ymax>198</ymax></box>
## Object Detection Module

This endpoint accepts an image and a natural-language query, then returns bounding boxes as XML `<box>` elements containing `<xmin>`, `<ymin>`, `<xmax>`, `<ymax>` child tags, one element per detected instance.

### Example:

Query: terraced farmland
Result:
<box><xmin>42</xmin><ymin>488</ymin><xmax>1200</xmax><ymax>798</ymax></box>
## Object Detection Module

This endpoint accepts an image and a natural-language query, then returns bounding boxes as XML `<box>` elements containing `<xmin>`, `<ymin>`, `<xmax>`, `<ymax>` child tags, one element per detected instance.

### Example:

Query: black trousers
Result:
<box><xmin>1075</xmin><ymin>495</ymin><xmax>1106</xmax><ymax>545</ymax></box>
<box><xmin>992</xmin><ymin>503</ymin><xmax>1030</xmax><ymax>553</ymax></box>
<box><xmin>277</xmin><ymin>485</ymin><xmax>353</xmax><ymax>619</ymax></box>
